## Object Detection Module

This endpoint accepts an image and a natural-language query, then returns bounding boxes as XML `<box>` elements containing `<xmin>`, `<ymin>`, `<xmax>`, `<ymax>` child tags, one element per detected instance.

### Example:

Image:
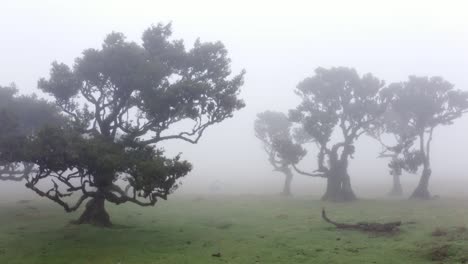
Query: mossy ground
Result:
<box><xmin>0</xmin><ymin>195</ymin><xmax>467</xmax><ymax>264</ymax></box>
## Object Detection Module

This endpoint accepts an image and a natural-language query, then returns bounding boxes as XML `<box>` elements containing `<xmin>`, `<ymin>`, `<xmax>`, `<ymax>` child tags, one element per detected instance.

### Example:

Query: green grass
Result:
<box><xmin>0</xmin><ymin>195</ymin><xmax>467</xmax><ymax>264</ymax></box>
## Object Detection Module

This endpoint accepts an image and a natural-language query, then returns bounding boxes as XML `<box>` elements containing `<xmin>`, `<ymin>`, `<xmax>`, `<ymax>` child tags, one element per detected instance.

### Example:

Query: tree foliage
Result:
<box><xmin>0</xmin><ymin>23</ymin><xmax>245</xmax><ymax>226</ymax></box>
<box><xmin>0</xmin><ymin>84</ymin><xmax>63</xmax><ymax>181</ymax></box>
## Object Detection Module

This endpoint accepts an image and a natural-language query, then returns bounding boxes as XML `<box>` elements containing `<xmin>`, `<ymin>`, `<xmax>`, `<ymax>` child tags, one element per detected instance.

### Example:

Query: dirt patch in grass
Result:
<box><xmin>431</xmin><ymin>227</ymin><xmax>448</xmax><ymax>237</ymax></box>
<box><xmin>431</xmin><ymin>226</ymin><xmax>468</xmax><ymax>241</ymax></box>
<box><xmin>428</xmin><ymin>244</ymin><xmax>450</xmax><ymax>261</ymax></box>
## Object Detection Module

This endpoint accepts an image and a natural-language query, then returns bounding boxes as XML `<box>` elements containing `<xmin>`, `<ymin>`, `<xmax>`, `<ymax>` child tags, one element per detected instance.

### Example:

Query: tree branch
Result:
<box><xmin>292</xmin><ymin>164</ymin><xmax>327</xmax><ymax>178</ymax></box>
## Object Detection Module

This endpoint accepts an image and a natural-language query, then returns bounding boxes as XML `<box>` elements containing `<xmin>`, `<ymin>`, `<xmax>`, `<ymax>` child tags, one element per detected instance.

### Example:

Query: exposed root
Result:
<box><xmin>321</xmin><ymin>208</ymin><xmax>401</xmax><ymax>233</ymax></box>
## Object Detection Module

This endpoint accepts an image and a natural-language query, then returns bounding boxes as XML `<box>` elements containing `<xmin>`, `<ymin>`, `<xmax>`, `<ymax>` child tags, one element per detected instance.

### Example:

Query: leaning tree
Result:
<box><xmin>383</xmin><ymin>76</ymin><xmax>468</xmax><ymax>199</ymax></box>
<box><xmin>0</xmin><ymin>23</ymin><xmax>245</xmax><ymax>227</ymax></box>
<box><xmin>254</xmin><ymin>111</ymin><xmax>306</xmax><ymax>196</ymax></box>
<box><xmin>289</xmin><ymin>67</ymin><xmax>386</xmax><ymax>202</ymax></box>
<box><xmin>0</xmin><ymin>84</ymin><xmax>63</xmax><ymax>181</ymax></box>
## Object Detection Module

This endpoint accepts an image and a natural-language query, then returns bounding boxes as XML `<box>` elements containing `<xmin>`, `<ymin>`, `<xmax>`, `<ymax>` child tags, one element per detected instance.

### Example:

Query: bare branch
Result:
<box><xmin>292</xmin><ymin>164</ymin><xmax>327</xmax><ymax>178</ymax></box>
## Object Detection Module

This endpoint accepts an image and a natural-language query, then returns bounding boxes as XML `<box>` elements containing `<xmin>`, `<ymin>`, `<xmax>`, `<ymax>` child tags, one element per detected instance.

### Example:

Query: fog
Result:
<box><xmin>1</xmin><ymin>0</ymin><xmax>468</xmax><ymax>200</ymax></box>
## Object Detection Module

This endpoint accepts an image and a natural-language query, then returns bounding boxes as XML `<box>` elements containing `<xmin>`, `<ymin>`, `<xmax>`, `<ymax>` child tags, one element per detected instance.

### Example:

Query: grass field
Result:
<box><xmin>0</xmin><ymin>195</ymin><xmax>467</xmax><ymax>264</ymax></box>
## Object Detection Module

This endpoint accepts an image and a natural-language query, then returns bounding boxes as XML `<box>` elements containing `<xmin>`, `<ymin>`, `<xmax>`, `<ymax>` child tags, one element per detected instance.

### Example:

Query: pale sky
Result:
<box><xmin>1</xmin><ymin>0</ymin><xmax>468</xmax><ymax>198</ymax></box>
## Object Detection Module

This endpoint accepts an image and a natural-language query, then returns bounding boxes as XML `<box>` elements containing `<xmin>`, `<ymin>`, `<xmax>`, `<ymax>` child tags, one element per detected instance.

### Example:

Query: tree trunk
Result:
<box><xmin>388</xmin><ymin>174</ymin><xmax>403</xmax><ymax>196</ymax></box>
<box><xmin>322</xmin><ymin>168</ymin><xmax>357</xmax><ymax>202</ymax></box>
<box><xmin>281</xmin><ymin>168</ymin><xmax>293</xmax><ymax>196</ymax></box>
<box><xmin>410</xmin><ymin>167</ymin><xmax>431</xmax><ymax>199</ymax></box>
<box><xmin>75</xmin><ymin>196</ymin><xmax>112</xmax><ymax>227</ymax></box>
<box><xmin>411</xmin><ymin>132</ymin><xmax>432</xmax><ymax>200</ymax></box>
<box><xmin>341</xmin><ymin>173</ymin><xmax>357</xmax><ymax>201</ymax></box>
<box><xmin>322</xmin><ymin>147</ymin><xmax>357</xmax><ymax>202</ymax></box>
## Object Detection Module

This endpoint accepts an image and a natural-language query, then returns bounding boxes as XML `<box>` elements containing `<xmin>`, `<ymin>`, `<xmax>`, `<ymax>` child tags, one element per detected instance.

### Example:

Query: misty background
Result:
<box><xmin>1</xmin><ymin>0</ymin><xmax>467</xmax><ymax>200</ymax></box>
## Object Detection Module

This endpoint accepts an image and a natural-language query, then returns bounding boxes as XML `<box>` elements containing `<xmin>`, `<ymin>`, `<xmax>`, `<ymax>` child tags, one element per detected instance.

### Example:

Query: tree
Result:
<box><xmin>0</xmin><ymin>23</ymin><xmax>245</xmax><ymax>227</ymax></box>
<box><xmin>254</xmin><ymin>111</ymin><xmax>306</xmax><ymax>196</ymax></box>
<box><xmin>289</xmin><ymin>67</ymin><xmax>386</xmax><ymax>202</ymax></box>
<box><xmin>382</xmin><ymin>76</ymin><xmax>468</xmax><ymax>199</ymax></box>
<box><xmin>0</xmin><ymin>84</ymin><xmax>63</xmax><ymax>181</ymax></box>
<box><xmin>368</xmin><ymin>108</ymin><xmax>423</xmax><ymax>196</ymax></box>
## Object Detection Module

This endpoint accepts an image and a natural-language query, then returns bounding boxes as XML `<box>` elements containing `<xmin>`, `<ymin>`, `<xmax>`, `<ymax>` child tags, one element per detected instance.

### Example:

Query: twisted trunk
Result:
<box><xmin>410</xmin><ymin>130</ymin><xmax>433</xmax><ymax>200</ymax></box>
<box><xmin>75</xmin><ymin>195</ymin><xmax>111</xmax><ymax>227</ymax></box>
<box><xmin>322</xmin><ymin>173</ymin><xmax>356</xmax><ymax>202</ymax></box>
<box><xmin>322</xmin><ymin>160</ymin><xmax>356</xmax><ymax>202</ymax></box>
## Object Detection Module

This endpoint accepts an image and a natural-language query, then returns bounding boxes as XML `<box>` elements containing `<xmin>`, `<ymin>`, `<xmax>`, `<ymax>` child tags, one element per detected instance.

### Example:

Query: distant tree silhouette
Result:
<box><xmin>254</xmin><ymin>111</ymin><xmax>306</xmax><ymax>195</ymax></box>
<box><xmin>368</xmin><ymin>107</ymin><xmax>426</xmax><ymax>196</ymax></box>
<box><xmin>381</xmin><ymin>76</ymin><xmax>468</xmax><ymax>199</ymax></box>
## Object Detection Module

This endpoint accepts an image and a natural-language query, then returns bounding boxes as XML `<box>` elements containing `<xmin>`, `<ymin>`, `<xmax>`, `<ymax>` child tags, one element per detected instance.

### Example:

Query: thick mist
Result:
<box><xmin>1</xmin><ymin>0</ymin><xmax>468</xmax><ymax>201</ymax></box>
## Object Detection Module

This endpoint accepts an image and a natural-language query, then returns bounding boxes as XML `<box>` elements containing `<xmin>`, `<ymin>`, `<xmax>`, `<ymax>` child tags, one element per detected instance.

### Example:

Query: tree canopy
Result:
<box><xmin>0</xmin><ymin>23</ymin><xmax>245</xmax><ymax>226</ymax></box>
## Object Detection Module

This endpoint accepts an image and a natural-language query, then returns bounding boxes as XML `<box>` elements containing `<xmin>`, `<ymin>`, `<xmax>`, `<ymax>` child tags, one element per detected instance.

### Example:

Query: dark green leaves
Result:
<box><xmin>38</xmin><ymin>62</ymin><xmax>80</xmax><ymax>101</ymax></box>
<box><xmin>2</xmin><ymin>23</ymin><xmax>243</xmax><ymax>211</ymax></box>
<box><xmin>39</xmin><ymin>23</ymin><xmax>244</xmax><ymax>144</ymax></box>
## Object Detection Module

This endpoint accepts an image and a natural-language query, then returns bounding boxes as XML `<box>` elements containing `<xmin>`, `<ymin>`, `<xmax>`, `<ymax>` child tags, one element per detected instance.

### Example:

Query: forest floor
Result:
<box><xmin>0</xmin><ymin>195</ymin><xmax>467</xmax><ymax>264</ymax></box>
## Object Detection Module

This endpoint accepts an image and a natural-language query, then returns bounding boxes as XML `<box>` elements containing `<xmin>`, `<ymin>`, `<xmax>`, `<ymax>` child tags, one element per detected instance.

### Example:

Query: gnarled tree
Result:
<box><xmin>0</xmin><ymin>23</ymin><xmax>245</xmax><ymax>226</ymax></box>
<box><xmin>289</xmin><ymin>67</ymin><xmax>386</xmax><ymax>202</ymax></box>
<box><xmin>383</xmin><ymin>76</ymin><xmax>468</xmax><ymax>199</ymax></box>
<box><xmin>254</xmin><ymin>111</ymin><xmax>306</xmax><ymax>196</ymax></box>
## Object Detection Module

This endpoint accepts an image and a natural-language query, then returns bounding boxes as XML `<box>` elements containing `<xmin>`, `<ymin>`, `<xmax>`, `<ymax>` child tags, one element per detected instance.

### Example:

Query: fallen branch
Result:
<box><xmin>322</xmin><ymin>208</ymin><xmax>401</xmax><ymax>233</ymax></box>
